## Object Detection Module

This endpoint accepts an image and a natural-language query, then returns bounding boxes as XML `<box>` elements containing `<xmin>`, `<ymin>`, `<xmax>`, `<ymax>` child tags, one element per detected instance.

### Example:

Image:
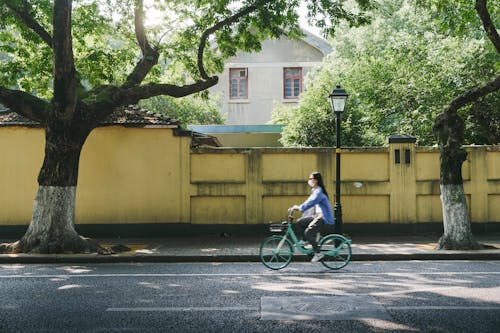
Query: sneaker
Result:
<box><xmin>298</xmin><ymin>240</ymin><xmax>309</xmax><ymax>246</ymax></box>
<box><xmin>311</xmin><ymin>252</ymin><xmax>325</xmax><ymax>262</ymax></box>
<box><xmin>298</xmin><ymin>240</ymin><xmax>313</xmax><ymax>249</ymax></box>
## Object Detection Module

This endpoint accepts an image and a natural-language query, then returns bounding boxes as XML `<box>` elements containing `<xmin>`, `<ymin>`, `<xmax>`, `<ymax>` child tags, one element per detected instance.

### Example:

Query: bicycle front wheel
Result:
<box><xmin>319</xmin><ymin>234</ymin><xmax>352</xmax><ymax>270</ymax></box>
<box><xmin>259</xmin><ymin>235</ymin><xmax>293</xmax><ymax>270</ymax></box>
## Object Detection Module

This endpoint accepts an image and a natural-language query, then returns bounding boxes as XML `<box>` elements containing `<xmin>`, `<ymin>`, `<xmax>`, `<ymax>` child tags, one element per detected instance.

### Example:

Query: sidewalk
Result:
<box><xmin>1</xmin><ymin>234</ymin><xmax>499</xmax><ymax>264</ymax></box>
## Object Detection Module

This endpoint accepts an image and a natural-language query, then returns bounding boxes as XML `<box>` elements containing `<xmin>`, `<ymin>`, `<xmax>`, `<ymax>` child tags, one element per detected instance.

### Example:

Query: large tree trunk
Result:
<box><xmin>11</xmin><ymin>0</ymin><xmax>99</xmax><ymax>254</ymax></box>
<box><xmin>439</xmin><ymin>184</ymin><xmax>481</xmax><ymax>250</ymax></box>
<box><xmin>17</xmin><ymin>186</ymin><xmax>89</xmax><ymax>253</ymax></box>
<box><xmin>434</xmin><ymin>112</ymin><xmax>482</xmax><ymax>250</ymax></box>
<box><xmin>14</xmin><ymin>125</ymin><xmax>98</xmax><ymax>253</ymax></box>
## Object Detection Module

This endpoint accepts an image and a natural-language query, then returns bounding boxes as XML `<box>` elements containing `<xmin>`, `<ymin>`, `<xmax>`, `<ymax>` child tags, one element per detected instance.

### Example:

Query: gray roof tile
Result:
<box><xmin>0</xmin><ymin>105</ymin><xmax>179</xmax><ymax>128</ymax></box>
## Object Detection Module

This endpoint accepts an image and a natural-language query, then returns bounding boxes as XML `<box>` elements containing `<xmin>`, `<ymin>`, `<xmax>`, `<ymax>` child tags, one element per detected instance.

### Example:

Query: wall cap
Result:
<box><xmin>388</xmin><ymin>134</ymin><xmax>417</xmax><ymax>144</ymax></box>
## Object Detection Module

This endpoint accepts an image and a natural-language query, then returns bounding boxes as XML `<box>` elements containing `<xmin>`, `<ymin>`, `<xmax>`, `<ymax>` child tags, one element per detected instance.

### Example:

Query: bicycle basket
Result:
<box><xmin>269</xmin><ymin>222</ymin><xmax>287</xmax><ymax>232</ymax></box>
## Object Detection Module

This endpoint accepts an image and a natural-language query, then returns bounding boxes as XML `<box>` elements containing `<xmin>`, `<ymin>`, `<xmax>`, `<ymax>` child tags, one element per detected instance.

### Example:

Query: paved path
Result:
<box><xmin>1</xmin><ymin>234</ymin><xmax>499</xmax><ymax>263</ymax></box>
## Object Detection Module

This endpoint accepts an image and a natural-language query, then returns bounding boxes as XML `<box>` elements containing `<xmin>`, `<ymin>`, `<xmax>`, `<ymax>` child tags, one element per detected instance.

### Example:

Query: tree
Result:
<box><xmin>0</xmin><ymin>0</ymin><xmax>374</xmax><ymax>253</ymax></box>
<box><xmin>139</xmin><ymin>94</ymin><xmax>224</xmax><ymax>127</ymax></box>
<box><xmin>273</xmin><ymin>0</ymin><xmax>498</xmax><ymax>147</ymax></box>
<box><xmin>273</xmin><ymin>0</ymin><xmax>499</xmax><ymax>250</ymax></box>
<box><xmin>426</xmin><ymin>0</ymin><xmax>499</xmax><ymax>249</ymax></box>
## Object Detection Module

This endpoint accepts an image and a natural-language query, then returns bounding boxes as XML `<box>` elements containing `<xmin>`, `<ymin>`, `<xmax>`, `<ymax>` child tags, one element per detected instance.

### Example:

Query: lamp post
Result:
<box><xmin>329</xmin><ymin>85</ymin><xmax>349</xmax><ymax>235</ymax></box>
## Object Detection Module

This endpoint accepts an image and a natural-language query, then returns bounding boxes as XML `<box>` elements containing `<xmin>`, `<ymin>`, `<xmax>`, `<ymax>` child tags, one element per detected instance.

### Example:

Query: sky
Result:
<box><xmin>143</xmin><ymin>1</ymin><xmax>322</xmax><ymax>37</ymax></box>
<box><xmin>298</xmin><ymin>2</ymin><xmax>322</xmax><ymax>37</ymax></box>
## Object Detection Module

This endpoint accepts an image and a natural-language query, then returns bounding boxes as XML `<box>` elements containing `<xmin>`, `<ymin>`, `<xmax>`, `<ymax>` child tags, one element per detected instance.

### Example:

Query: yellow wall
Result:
<box><xmin>0</xmin><ymin>127</ymin><xmax>44</xmax><ymax>224</ymax></box>
<box><xmin>76</xmin><ymin>127</ymin><xmax>190</xmax><ymax>224</ymax></box>
<box><xmin>189</xmin><ymin>145</ymin><xmax>499</xmax><ymax>225</ymax></box>
<box><xmin>0</xmin><ymin>126</ymin><xmax>191</xmax><ymax>225</ymax></box>
<box><xmin>1</xmin><ymin>126</ymin><xmax>499</xmax><ymax>226</ymax></box>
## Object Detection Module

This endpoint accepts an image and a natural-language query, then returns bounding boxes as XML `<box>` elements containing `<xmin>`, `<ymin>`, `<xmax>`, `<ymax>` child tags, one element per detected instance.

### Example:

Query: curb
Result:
<box><xmin>1</xmin><ymin>251</ymin><xmax>500</xmax><ymax>264</ymax></box>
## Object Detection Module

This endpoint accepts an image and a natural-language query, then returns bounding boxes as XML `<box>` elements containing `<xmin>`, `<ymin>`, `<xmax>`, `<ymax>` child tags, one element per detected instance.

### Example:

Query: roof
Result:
<box><xmin>388</xmin><ymin>134</ymin><xmax>417</xmax><ymax>144</ymax></box>
<box><xmin>300</xmin><ymin>28</ymin><xmax>332</xmax><ymax>56</ymax></box>
<box><xmin>188</xmin><ymin>124</ymin><xmax>284</xmax><ymax>134</ymax></box>
<box><xmin>0</xmin><ymin>104</ymin><xmax>222</xmax><ymax>147</ymax></box>
<box><xmin>0</xmin><ymin>105</ymin><xmax>180</xmax><ymax>128</ymax></box>
<box><xmin>0</xmin><ymin>106</ymin><xmax>40</xmax><ymax>127</ymax></box>
<box><xmin>175</xmin><ymin>129</ymin><xmax>223</xmax><ymax>148</ymax></box>
<box><xmin>210</xmin><ymin>27</ymin><xmax>332</xmax><ymax>59</ymax></box>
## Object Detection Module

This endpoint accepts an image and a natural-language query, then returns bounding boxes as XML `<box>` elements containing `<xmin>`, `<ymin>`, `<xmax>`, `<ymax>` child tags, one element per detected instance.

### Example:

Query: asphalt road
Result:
<box><xmin>1</xmin><ymin>261</ymin><xmax>499</xmax><ymax>332</ymax></box>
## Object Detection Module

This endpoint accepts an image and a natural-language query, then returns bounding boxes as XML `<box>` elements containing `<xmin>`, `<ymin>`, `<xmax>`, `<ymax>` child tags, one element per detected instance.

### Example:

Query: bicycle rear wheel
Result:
<box><xmin>259</xmin><ymin>235</ymin><xmax>293</xmax><ymax>270</ymax></box>
<box><xmin>319</xmin><ymin>234</ymin><xmax>352</xmax><ymax>270</ymax></box>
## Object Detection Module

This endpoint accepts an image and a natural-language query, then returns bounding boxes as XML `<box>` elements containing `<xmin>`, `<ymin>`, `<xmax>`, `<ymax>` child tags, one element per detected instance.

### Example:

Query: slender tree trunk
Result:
<box><xmin>434</xmin><ymin>112</ymin><xmax>482</xmax><ymax>250</ymax></box>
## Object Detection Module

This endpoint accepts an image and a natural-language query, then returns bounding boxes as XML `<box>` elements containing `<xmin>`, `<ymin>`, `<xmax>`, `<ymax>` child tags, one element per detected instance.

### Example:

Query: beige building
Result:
<box><xmin>209</xmin><ymin>29</ymin><xmax>332</xmax><ymax>125</ymax></box>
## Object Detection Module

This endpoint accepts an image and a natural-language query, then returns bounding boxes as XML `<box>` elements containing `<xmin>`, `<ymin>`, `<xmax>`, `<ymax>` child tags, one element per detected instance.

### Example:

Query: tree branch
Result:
<box><xmin>197</xmin><ymin>0</ymin><xmax>265</xmax><ymax>80</ymax></box>
<box><xmin>123</xmin><ymin>77</ymin><xmax>219</xmax><ymax>107</ymax></box>
<box><xmin>445</xmin><ymin>74</ymin><xmax>500</xmax><ymax>114</ymax></box>
<box><xmin>0</xmin><ymin>87</ymin><xmax>49</xmax><ymax>123</ymax></box>
<box><xmin>5</xmin><ymin>0</ymin><xmax>53</xmax><ymax>48</ymax></box>
<box><xmin>85</xmin><ymin>77</ymin><xmax>218</xmax><ymax>121</ymax></box>
<box><xmin>475</xmin><ymin>0</ymin><xmax>500</xmax><ymax>53</ymax></box>
<box><xmin>122</xmin><ymin>0</ymin><xmax>160</xmax><ymax>88</ymax></box>
<box><xmin>52</xmin><ymin>0</ymin><xmax>78</xmax><ymax>121</ymax></box>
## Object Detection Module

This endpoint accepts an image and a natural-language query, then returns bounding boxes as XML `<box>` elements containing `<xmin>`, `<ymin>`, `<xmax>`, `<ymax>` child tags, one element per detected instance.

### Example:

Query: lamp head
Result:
<box><xmin>329</xmin><ymin>85</ymin><xmax>349</xmax><ymax>113</ymax></box>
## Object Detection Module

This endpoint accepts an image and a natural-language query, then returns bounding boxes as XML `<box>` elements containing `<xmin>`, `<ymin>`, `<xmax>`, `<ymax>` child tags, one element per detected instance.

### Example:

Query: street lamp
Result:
<box><xmin>329</xmin><ymin>85</ymin><xmax>349</xmax><ymax>235</ymax></box>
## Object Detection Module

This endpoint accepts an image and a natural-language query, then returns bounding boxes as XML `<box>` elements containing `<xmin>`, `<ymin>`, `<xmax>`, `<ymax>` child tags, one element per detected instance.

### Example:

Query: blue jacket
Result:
<box><xmin>299</xmin><ymin>187</ymin><xmax>335</xmax><ymax>225</ymax></box>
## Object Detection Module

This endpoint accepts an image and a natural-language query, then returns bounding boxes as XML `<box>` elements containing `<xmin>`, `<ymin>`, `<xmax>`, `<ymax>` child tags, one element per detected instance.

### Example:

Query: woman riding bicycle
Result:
<box><xmin>291</xmin><ymin>171</ymin><xmax>334</xmax><ymax>263</ymax></box>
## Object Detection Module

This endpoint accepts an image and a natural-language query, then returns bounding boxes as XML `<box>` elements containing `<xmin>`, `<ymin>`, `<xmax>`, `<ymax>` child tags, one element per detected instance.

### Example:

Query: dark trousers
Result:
<box><xmin>296</xmin><ymin>216</ymin><xmax>324</xmax><ymax>252</ymax></box>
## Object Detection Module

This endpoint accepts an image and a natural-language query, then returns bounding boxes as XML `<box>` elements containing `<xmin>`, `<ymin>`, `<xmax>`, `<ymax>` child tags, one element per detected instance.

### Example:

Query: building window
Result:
<box><xmin>229</xmin><ymin>68</ymin><xmax>248</xmax><ymax>99</ymax></box>
<box><xmin>284</xmin><ymin>67</ymin><xmax>302</xmax><ymax>99</ymax></box>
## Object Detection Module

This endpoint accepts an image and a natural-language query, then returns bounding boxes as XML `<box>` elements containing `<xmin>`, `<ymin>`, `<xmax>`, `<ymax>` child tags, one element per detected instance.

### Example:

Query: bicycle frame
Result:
<box><xmin>260</xmin><ymin>209</ymin><xmax>352</xmax><ymax>270</ymax></box>
<box><xmin>283</xmin><ymin>222</ymin><xmax>315</xmax><ymax>255</ymax></box>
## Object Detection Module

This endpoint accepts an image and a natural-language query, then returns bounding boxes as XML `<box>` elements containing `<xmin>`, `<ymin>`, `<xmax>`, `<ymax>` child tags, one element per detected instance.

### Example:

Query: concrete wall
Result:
<box><xmin>0</xmin><ymin>127</ymin><xmax>44</xmax><ymax>224</ymax></box>
<box><xmin>0</xmin><ymin>126</ymin><xmax>191</xmax><ymax>225</ymax></box>
<box><xmin>189</xmin><ymin>144</ymin><xmax>500</xmax><ymax>226</ymax></box>
<box><xmin>1</xmin><ymin>126</ymin><xmax>499</xmax><ymax>229</ymax></box>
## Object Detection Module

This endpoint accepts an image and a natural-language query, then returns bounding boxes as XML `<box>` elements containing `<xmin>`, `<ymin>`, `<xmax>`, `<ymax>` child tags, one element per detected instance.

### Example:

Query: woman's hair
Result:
<box><xmin>311</xmin><ymin>171</ymin><xmax>329</xmax><ymax>198</ymax></box>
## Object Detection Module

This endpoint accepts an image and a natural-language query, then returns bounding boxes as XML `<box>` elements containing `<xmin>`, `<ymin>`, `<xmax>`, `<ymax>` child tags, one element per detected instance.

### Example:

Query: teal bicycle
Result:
<box><xmin>259</xmin><ymin>209</ymin><xmax>352</xmax><ymax>270</ymax></box>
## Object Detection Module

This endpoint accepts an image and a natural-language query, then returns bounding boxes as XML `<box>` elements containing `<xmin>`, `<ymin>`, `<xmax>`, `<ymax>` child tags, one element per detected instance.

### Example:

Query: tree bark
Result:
<box><xmin>11</xmin><ymin>121</ymin><xmax>100</xmax><ymax>253</ymax></box>
<box><xmin>438</xmin><ymin>184</ymin><xmax>481</xmax><ymax>250</ymax></box>
<box><xmin>17</xmin><ymin>186</ymin><xmax>90</xmax><ymax>253</ymax></box>
<box><xmin>434</xmin><ymin>105</ymin><xmax>482</xmax><ymax>250</ymax></box>
<box><xmin>0</xmin><ymin>1</ymin><xmax>103</xmax><ymax>254</ymax></box>
<box><xmin>432</xmin><ymin>0</ymin><xmax>499</xmax><ymax>249</ymax></box>
<box><xmin>475</xmin><ymin>0</ymin><xmax>500</xmax><ymax>53</ymax></box>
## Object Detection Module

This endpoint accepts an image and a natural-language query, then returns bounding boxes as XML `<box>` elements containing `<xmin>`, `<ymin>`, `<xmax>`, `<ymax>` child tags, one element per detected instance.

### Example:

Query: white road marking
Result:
<box><xmin>106</xmin><ymin>306</ymin><xmax>258</xmax><ymax>312</ymax></box>
<box><xmin>1</xmin><ymin>271</ymin><xmax>500</xmax><ymax>278</ymax></box>
<box><xmin>372</xmin><ymin>286</ymin><xmax>461</xmax><ymax>296</ymax></box>
<box><xmin>387</xmin><ymin>306</ymin><xmax>500</xmax><ymax>310</ymax></box>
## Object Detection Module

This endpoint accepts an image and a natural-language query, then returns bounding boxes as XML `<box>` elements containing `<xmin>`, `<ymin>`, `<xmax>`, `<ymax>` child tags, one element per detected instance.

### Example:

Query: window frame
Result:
<box><xmin>283</xmin><ymin>67</ymin><xmax>303</xmax><ymax>99</ymax></box>
<box><xmin>229</xmin><ymin>68</ymin><xmax>248</xmax><ymax>100</ymax></box>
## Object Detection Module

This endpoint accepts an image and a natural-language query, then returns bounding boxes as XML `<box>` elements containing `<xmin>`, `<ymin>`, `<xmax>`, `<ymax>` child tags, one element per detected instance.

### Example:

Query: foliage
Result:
<box><xmin>0</xmin><ymin>0</ymin><xmax>379</xmax><ymax>253</ymax></box>
<box><xmin>273</xmin><ymin>0</ymin><xmax>499</xmax><ymax>147</ymax></box>
<box><xmin>139</xmin><ymin>94</ymin><xmax>224</xmax><ymax>127</ymax></box>
<box><xmin>0</xmin><ymin>1</ymin><xmax>137</xmax><ymax>97</ymax></box>
<box><xmin>271</xmin><ymin>69</ymin><xmax>365</xmax><ymax>147</ymax></box>
<box><xmin>0</xmin><ymin>0</ymin><xmax>375</xmax><ymax>98</ymax></box>
<box><xmin>415</xmin><ymin>0</ymin><xmax>499</xmax><ymax>38</ymax></box>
